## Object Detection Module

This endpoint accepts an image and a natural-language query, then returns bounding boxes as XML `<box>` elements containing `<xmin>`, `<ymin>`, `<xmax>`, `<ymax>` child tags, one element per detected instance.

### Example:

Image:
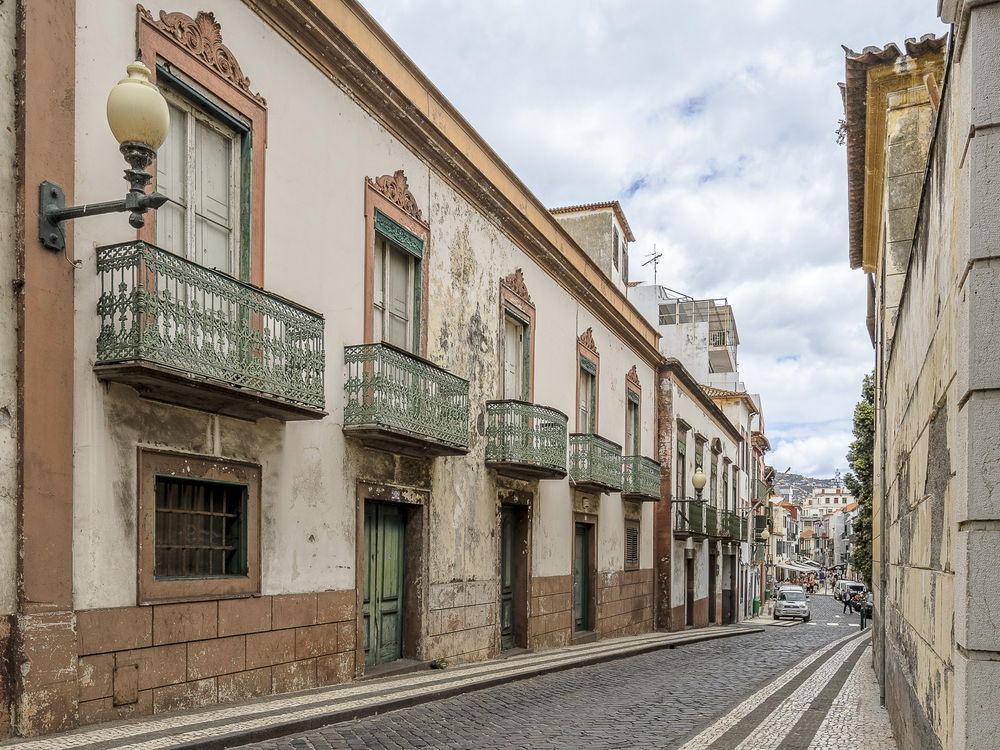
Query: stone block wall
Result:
<box><xmin>425</xmin><ymin>580</ymin><xmax>498</xmax><ymax>664</ymax></box>
<box><xmin>597</xmin><ymin>569</ymin><xmax>654</xmax><ymax>638</ymax></box>
<box><xmin>74</xmin><ymin>591</ymin><xmax>356</xmax><ymax>725</ymax></box>
<box><xmin>528</xmin><ymin>575</ymin><xmax>573</xmax><ymax>650</ymax></box>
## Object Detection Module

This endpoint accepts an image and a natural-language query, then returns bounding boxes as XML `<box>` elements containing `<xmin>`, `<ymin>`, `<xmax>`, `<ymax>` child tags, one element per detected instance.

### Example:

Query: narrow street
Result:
<box><xmin>239</xmin><ymin>595</ymin><xmax>893</xmax><ymax>750</ymax></box>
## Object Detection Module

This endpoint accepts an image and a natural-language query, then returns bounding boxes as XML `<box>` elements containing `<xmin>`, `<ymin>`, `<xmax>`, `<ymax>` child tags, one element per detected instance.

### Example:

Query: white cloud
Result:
<box><xmin>359</xmin><ymin>0</ymin><xmax>944</xmax><ymax>478</ymax></box>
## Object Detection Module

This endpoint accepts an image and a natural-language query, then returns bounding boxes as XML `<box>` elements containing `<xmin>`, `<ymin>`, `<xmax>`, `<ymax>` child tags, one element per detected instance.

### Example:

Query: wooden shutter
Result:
<box><xmin>625</xmin><ymin>524</ymin><xmax>639</xmax><ymax>569</ymax></box>
<box><xmin>503</xmin><ymin>316</ymin><xmax>523</xmax><ymax>400</ymax></box>
<box><xmin>155</xmin><ymin>102</ymin><xmax>188</xmax><ymax>254</ymax></box>
<box><xmin>194</xmin><ymin>119</ymin><xmax>233</xmax><ymax>273</ymax></box>
<box><xmin>385</xmin><ymin>244</ymin><xmax>412</xmax><ymax>350</ymax></box>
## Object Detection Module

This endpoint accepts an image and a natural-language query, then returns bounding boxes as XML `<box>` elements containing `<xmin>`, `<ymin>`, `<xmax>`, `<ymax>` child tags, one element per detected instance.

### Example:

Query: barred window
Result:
<box><xmin>624</xmin><ymin>522</ymin><xmax>640</xmax><ymax>570</ymax></box>
<box><xmin>139</xmin><ymin>450</ymin><xmax>260</xmax><ymax>604</ymax></box>
<box><xmin>154</xmin><ymin>476</ymin><xmax>247</xmax><ymax>579</ymax></box>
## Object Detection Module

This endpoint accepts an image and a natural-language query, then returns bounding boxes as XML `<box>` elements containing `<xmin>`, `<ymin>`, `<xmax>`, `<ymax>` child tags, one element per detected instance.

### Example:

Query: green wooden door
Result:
<box><xmin>573</xmin><ymin>523</ymin><xmax>591</xmax><ymax>632</ymax></box>
<box><xmin>363</xmin><ymin>501</ymin><xmax>406</xmax><ymax>667</ymax></box>
<box><xmin>500</xmin><ymin>507</ymin><xmax>515</xmax><ymax>650</ymax></box>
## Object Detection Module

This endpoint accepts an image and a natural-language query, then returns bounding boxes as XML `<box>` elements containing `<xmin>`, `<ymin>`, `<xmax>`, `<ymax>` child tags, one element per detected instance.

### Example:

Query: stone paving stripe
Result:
<box><xmin>773</xmin><ymin>638</ymin><xmax>871</xmax><ymax>750</ymax></box>
<box><xmin>1</xmin><ymin>626</ymin><xmax>760</xmax><ymax>750</ymax></box>
<box><xmin>676</xmin><ymin>629</ymin><xmax>864</xmax><ymax>750</ymax></box>
<box><xmin>692</xmin><ymin>630</ymin><xmax>868</xmax><ymax>750</ymax></box>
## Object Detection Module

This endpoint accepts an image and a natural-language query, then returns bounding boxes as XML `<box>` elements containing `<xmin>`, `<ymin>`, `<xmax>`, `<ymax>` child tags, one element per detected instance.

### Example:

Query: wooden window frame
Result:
<box><xmin>576</xmin><ymin>331</ymin><xmax>600</xmax><ymax>432</ymax></box>
<box><xmin>138</xmin><ymin>449</ymin><xmax>261</xmax><ymax>604</ymax></box>
<box><xmin>625</xmin><ymin>369</ymin><xmax>641</xmax><ymax>456</ymax></box>
<box><xmin>675</xmin><ymin>421</ymin><xmax>689</xmax><ymax>500</ymax></box>
<box><xmin>364</xmin><ymin>177</ymin><xmax>430</xmax><ymax>355</ymax></box>
<box><xmin>156</xmin><ymin>82</ymin><xmax>245</xmax><ymax>277</ymax></box>
<box><xmin>499</xmin><ymin>271</ymin><xmax>536</xmax><ymax>400</ymax></box>
<box><xmin>137</xmin><ymin>9</ymin><xmax>267</xmax><ymax>286</ymax></box>
<box><xmin>624</xmin><ymin>520</ymin><xmax>640</xmax><ymax>571</ymax></box>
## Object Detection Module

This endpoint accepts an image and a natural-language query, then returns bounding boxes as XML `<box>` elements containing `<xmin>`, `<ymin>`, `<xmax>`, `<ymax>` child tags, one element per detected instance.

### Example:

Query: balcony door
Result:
<box><xmin>373</xmin><ymin>236</ymin><xmax>417</xmax><ymax>353</ymax></box>
<box><xmin>501</xmin><ymin>313</ymin><xmax>527</xmax><ymax>400</ymax></box>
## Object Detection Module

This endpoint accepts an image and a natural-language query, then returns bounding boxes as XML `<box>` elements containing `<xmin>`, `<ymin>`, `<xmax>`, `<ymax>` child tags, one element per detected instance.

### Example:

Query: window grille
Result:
<box><xmin>154</xmin><ymin>476</ymin><xmax>248</xmax><ymax>579</ymax></box>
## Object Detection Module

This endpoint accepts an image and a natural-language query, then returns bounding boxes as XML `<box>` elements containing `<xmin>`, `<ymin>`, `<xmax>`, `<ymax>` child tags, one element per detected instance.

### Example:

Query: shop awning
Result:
<box><xmin>774</xmin><ymin>562</ymin><xmax>816</xmax><ymax>573</ymax></box>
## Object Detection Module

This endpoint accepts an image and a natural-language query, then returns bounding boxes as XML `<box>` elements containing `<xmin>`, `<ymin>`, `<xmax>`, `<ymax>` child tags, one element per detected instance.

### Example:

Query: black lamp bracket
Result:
<box><xmin>39</xmin><ymin>142</ymin><xmax>167</xmax><ymax>252</ymax></box>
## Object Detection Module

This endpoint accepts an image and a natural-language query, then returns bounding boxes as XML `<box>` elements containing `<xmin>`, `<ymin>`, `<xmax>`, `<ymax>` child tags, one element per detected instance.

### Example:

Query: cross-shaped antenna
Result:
<box><xmin>642</xmin><ymin>245</ymin><xmax>663</xmax><ymax>286</ymax></box>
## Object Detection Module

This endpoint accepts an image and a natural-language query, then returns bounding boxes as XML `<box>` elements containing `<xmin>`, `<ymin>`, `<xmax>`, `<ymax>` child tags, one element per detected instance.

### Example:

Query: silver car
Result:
<box><xmin>774</xmin><ymin>585</ymin><xmax>811</xmax><ymax>622</ymax></box>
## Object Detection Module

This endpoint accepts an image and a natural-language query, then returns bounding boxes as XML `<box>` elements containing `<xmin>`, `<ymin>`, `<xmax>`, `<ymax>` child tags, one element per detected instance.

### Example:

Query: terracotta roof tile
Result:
<box><xmin>549</xmin><ymin>200</ymin><xmax>636</xmax><ymax>242</ymax></box>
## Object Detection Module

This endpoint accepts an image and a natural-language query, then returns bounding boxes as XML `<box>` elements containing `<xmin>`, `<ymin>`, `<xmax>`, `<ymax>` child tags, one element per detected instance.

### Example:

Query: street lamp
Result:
<box><xmin>39</xmin><ymin>59</ymin><xmax>170</xmax><ymax>251</ymax></box>
<box><xmin>691</xmin><ymin>466</ymin><xmax>707</xmax><ymax>500</ymax></box>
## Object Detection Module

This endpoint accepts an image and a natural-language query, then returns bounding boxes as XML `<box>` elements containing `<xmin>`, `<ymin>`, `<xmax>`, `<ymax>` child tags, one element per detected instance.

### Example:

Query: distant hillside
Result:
<box><xmin>774</xmin><ymin>471</ymin><xmax>846</xmax><ymax>502</ymax></box>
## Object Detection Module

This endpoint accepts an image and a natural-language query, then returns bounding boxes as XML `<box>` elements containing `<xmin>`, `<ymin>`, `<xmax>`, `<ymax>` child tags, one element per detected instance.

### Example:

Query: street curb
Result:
<box><xmin>175</xmin><ymin>627</ymin><xmax>765</xmax><ymax>749</ymax></box>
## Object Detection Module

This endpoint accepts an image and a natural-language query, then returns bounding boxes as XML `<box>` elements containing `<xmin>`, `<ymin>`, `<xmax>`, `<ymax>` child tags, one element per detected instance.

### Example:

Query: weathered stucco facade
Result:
<box><xmin>1</xmin><ymin>0</ymin><xmax>677</xmax><ymax>737</ymax></box>
<box><xmin>844</xmin><ymin>5</ymin><xmax>1000</xmax><ymax>748</ymax></box>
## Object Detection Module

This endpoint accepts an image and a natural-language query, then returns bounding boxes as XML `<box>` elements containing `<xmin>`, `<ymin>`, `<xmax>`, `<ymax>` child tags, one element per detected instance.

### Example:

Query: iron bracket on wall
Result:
<box><xmin>38</xmin><ymin>141</ymin><xmax>167</xmax><ymax>252</ymax></box>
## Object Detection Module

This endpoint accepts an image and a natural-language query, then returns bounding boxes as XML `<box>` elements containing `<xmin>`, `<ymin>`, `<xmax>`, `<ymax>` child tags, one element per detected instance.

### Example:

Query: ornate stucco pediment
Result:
<box><xmin>625</xmin><ymin>365</ymin><xmax>640</xmax><ymax>390</ymax></box>
<box><xmin>369</xmin><ymin>170</ymin><xmax>423</xmax><ymax>222</ymax></box>
<box><xmin>138</xmin><ymin>5</ymin><xmax>265</xmax><ymax>105</ymax></box>
<box><xmin>578</xmin><ymin>327</ymin><xmax>598</xmax><ymax>354</ymax></box>
<box><xmin>501</xmin><ymin>268</ymin><xmax>532</xmax><ymax>305</ymax></box>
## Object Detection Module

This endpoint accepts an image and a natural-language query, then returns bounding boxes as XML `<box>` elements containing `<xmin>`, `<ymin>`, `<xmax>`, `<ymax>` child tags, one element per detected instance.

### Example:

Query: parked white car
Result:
<box><xmin>774</xmin><ymin>585</ymin><xmax>811</xmax><ymax>622</ymax></box>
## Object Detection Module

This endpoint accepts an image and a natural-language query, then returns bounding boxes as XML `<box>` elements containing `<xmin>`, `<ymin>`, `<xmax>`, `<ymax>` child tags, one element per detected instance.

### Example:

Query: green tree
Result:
<box><xmin>844</xmin><ymin>372</ymin><xmax>874</xmax><ymax>585</ymax></box>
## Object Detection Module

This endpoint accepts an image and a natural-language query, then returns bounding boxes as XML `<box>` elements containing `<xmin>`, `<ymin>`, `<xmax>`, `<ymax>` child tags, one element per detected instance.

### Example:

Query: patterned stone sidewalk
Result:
<box><xmin>677</xmin><ymin>631</ymin><xmax>896</xmax><ymax>750</ymax></box>
<box><xmin>0</xmin><ymin>625</ymin><xmax>758</xmax><ymax>750</ymax></box>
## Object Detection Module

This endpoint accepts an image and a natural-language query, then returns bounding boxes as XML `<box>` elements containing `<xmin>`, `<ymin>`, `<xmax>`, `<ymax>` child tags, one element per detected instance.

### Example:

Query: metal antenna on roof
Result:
<box><xmin>642</xmin><ymin>245</ymin><xmax>662</xmax><ymax>286</ymax></box>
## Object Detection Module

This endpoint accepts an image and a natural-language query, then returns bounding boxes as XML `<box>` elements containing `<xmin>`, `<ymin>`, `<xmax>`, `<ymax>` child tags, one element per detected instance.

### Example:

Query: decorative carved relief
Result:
<box><xmin>138</xmin><ymin>6</ymin><xmax>265</xmax><ymax>105</ymax></box>
<box><xmin>368</xmin><ymin>170</ymin><xmax>423</xmax><ymax>222</ymax></box>
<box><xmin>578</xmin><ymin>327</ymin><xmax>598</xmax><ymax>354</ymax></box>
<box><xmin>501</xmin><ymin>268</ymin><xmax>532</xmax><ymax>305</ymax></box>
<box><xmin>626</xmin><ymin>365</ymin><xmax>640</xmax><ymax>389</ymax></box>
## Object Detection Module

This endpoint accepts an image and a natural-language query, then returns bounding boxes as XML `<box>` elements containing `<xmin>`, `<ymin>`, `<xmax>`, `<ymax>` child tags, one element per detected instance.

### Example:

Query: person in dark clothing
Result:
<box><xmin>842</xmin><ymin>593</ymin><xmax>853</xmax><ymax>614</ymax></box>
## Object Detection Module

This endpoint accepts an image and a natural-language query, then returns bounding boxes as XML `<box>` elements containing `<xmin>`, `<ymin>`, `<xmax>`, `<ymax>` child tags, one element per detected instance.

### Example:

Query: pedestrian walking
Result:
<box><xmin>842</xmin><ymin>592</ymin><xmax>853</xmax><ymax>614</ymax></box>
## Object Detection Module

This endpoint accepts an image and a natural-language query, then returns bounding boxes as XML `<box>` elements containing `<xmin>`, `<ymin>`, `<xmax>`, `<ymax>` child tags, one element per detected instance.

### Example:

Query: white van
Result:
<box><xmin>834</xmin><ymin>579</ymin><xmax>866</xmax><ymax>601</ymax></box>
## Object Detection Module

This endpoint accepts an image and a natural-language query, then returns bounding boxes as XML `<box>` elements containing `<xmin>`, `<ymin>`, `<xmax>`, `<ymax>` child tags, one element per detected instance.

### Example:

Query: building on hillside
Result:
<box><xmin>1</xmin><ymin>1</ymin><xmax>672</xmax><ymax>737</ymax></box>
<box><xmin>842</xmin><ymin>9</ymin><xmax>999</xmax><ymax>748</ymax></box>
<box><xmin>801</xmin><ymin>486</ymin><xmax>855</xmax><ymax>519</ymax></box>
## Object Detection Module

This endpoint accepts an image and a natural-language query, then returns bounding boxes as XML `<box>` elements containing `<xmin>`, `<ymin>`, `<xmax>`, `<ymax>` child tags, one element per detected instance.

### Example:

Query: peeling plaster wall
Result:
<box><xmin>69</xmin><ymin>0</ymin><xmax>660</xmax><ymax>675</ymax></box>
<box><xmin>0</xmin><ymin>0</ymin><xmax>17</xmax><ymax>617</ymax></box>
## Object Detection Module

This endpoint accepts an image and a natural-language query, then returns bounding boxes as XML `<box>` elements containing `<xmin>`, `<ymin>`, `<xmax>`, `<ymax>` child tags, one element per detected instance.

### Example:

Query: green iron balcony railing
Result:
<box><xmin>95</xmin><ymin>242</ymin><xmax>325</xmax><ymax>420</ymax></box>
<box><xmin>705</xmin><ymin>505</ymin><xmax>719</xmax><ymax>536</ymax></box>
<box><xmin>485</xmin><ymin>400</ymin><xmax>568</xmax><ymax>480</ymax></box>
<box><xmin>714</xmin><ymin>509</ymin><xmax>732</xmax><ymax>538</ymax></box>
<box><xmin>343</xmin><ymin>342</ymin><xmax>470</xmax><ymax>456</ymax></box>
<box><xmin>674</xmin><ymin>501</ymin><xmax>704</xmax><ymax>535</ymax></box>
<box><xmin>569</xmin><ymin>433</ymin><xmax>622</xmax><ymax>493</ymax></box>
<box><xmin>621</xmin><ymin>455</ymin><xmax>661</xmax><ymax>502</ymax></box>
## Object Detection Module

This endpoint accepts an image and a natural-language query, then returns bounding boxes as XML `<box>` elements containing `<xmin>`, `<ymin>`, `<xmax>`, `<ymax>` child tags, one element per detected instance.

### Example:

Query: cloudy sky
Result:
<box><xmin>360</xmin><ymin>0</ymin><xmax>946</xmax><ymax>479</ymax></box>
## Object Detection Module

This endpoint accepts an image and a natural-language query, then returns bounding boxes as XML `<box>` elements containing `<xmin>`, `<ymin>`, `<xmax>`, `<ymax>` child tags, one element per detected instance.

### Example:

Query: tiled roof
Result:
<box><xmin>702</xmin><ymin>385</ymin><xmax>759</xmax><ymax>415</ymax></box>
<box><xmin>801</xmin><ymin>528</ymin><xmax>815</xmax><ymax>539</ymax></box>
<box><xmin>843</xmin><ymin>502</ymin><xmax>859</xmax><ymax>512</ymax></box>
<box><xmin>549</xmin><ymin>201</ymin><xmax>636</xmax><ymax>242</ymax></box>
<box><xmin>841</xmin><ymin>34</ymin><xmax>947</xmax><ymax>270</ymax></box>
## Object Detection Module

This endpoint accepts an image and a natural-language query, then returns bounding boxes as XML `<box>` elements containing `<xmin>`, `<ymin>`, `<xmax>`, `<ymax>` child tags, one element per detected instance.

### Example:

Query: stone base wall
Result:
<box><xmin>75</xmin><ymin>591</ymin><xmax>356</xmax><ymax>726</ymax></box>
<box><xmin>425</xmin><ymin>580</ymin><xmax>497</xmax><ymax>664</ymax></box>
<box><xmin>0</xmin><ymin>615</ymin><xmax>13</xmax><ymax>736</ymax></box>
<box><xmin>884</xmin><ymin>639</ymin><xmax>943</xmax><ymax>750</ymax></box>
<box><xmin>597</xmin><ymin>569</ymin><xmax>653</xmax><ymax>638</ymax></box>
<box><xmin>528</xmin><ymin>574</ymin><xmax>572</xmax><ymax>650</ymax></box>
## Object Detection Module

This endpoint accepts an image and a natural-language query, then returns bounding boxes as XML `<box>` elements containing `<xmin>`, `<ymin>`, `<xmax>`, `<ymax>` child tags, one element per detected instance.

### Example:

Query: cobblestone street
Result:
<box><xmin>239</xmin><ymin>595</ymin><xmax>895</xmax><ymax>750</ymax></box>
